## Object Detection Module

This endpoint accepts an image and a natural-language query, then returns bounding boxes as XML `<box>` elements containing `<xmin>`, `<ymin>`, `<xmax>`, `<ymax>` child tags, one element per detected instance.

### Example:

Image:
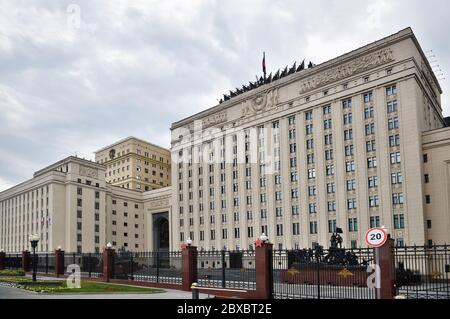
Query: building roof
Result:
<box><xmin>33</xmin><ymin>156</ymin><xmax>105</xmax><ymax>178</ymax></box>
<box><xmin>171</xmin><ymin>27</ymin><xmax>441</xmax><ymax>130</ymax></box>
<box><xmin>93</xmin><ymin>136</ymin><xmax>170</xmax><ymax>154</ymax></box>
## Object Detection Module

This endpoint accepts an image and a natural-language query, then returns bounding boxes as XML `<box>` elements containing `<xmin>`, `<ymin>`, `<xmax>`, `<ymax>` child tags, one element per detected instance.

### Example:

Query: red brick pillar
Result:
<box><xmin>0</xmin><ymin>251</ymin><xmax>5</xmax><ymax>270</ymax></box>
<box><xmin>378</xmin><ymin>237</ymin><xmax>396</xmax><ymax>299</ymax></box>
<box><xmin>22</xmin><ymin>251</ymin><xmax>31</xmax><ymax>272</ymax></box>
<box><xmin>55</xmin><ymin>249</ymin><xmax>65</xmax><ymax>278</ymax></box>
<box><xmin>182</xmin><ymin>246</ymin><xmax>197</xmax><ymax>291</ymax></box>
<box><xmin>255</xmin><ymin>242</ymin><xmax>273</xmax><ymax>299</ymax></box>
<box><xmin>103</xmin><ymin>247</ymin><xmax>115</xmax><ymax>282</ymax></box>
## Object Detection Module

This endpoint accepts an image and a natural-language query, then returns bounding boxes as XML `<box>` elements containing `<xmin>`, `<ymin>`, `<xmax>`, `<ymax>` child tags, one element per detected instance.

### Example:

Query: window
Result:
<box><xmin>347</xmin><ymin>198</ymin><xmax>357</xmax><ymax>210</ymax></box>
<box><xmin>293</xmin><ymin>223</ymin><xmax>300</xmax><ymax>235</ymax></box>
<box><xmin>342</xmin><ymin>99</ymin><xmax>352</xmax><ymax>109</ymax></box>
<box><xmin>323</xmin><ymin>105</ymin><xmax>331</xmax><ymax>114</ymax></box>
<box><xmin>306</xmin><ymin>124</ymin><xmax>313</xmax><ymax>135</ymax></box>
<box><xmin>344</xmin><ymin>129</ymin><xmax>353</xmax><ymax>141</ymax></box>
<box><xmin>324</xmin><ymin>119</ymin><xmax>332</xmax><ymax>129</ymax></box>
<box><xmin>327</xmin><ymin>183</ymin><xmax>336</xmax><ymax>194</ymax></box>
<box><xmin>388</xmin><ymin>117</ymin><xmax>399</xmax><ymax>130</ymax></box>
<box><xmin>394</xmin><ymin>214</ymin><xmax>405</xmax><ymax>229</ymax></box>
<box><xmin>389</xmin><ymin>135</ymin><xmax>400</xmax><ymax>147</ymax></box>
<box><xmin>343</xmin><ymin>113</ymin><xmax>352</xmax><ymax>125</ymax></box>
<box><xmin>390</xmin><ymin>152</ymin><xmax>401</xmax><ymax>164</ymax></box>
<box><xmin>348</xmin><ymin>218</ymin><xmax>358</xmax><ymax>232</ymax></box>
<box><xmin>305</xmin><ymin>111</ymin><xmax>313</xmax><ymax>120</ymax></box>
<box><xmin>367</xmin><ymin>157</ymin><xmax>377</xmax><ymax>169</ymax></box>
<box><xmin>364</xmin><ymin>92</ymin><xmax>373</xmax><ymax>103</ymax></box>
<box><xmin>366</xmin><ymin>140</ymin><xmax>376</xmax><ymax>152</ymax></box>
<box><xmin>328</xmin><ymin>220</ymin><xmax>337</xmax><ymax>233</ymax></box>
<box><xmin>309</xmin><ymin>203</ymin><xmax>317</xmax><ymax>214</ymax></box>
<box><xmin>345</xmin><ymin>145</ymin><xmax>354</xmax><ymax>156</ymax></box>
<box><xmin>308</xmin><ymin>186</ymin><xmax>316</xmax><ymax>196</ymax></box>
<box><xmin>392</xmin><ymin>193</ymin><xmax>404</xmax><ymax>205</ymax></box>
<box><xmin>326</xmin><ymin>164</ymin><xmax>334</xmax><ymax>176</ymax></box>
<box><xmin>387</xmin><ymin>100</ymin><xmax>398</xmax><ymax>113</ymax></box>
<box><xmin>369</xmin><ymin>196</ymin><xmax>379</xmax><ymax>207</ymax></box>
<box><xmin>425</xmin><ymin>195</ymin><xmax>431</xmax><ymax>204</ymax></box>
<box><xmin>327</xmin><ymin>201</ymin><xmax>336</xmax><ymax>212</ymax></box>
<box><xmin>324</xmin><ymin>134</ymin><xmax>333</xmax><ymax>145</ymax></box>
<box><xmin>276</xmin><ymin>224</ymin><xmax>283</xmax><ymax>236</ymax></box>
<box><xmin>391</xmin><ymin>172</ymin><xmax>403</xmax><ymax>185</ymax></box>
<box><xmin>346</xmin><ymin>161</ymin><xmax>355</xmax><ymax>172</ymax></box>
<box><xmin>368</xmin><ymin>176</ymin><xmax>378</xmax><ymax>188</ymax></box>
<box><xmin>370</xmin><ymin>216</ymin><xmax>380</xmax><ymax>228</ymax></box>
<box><xmin>423</xmin><ymin>154</ymin><xmax>428</xmax><ymax>163</ymax></box>
<box><xmin>308</xmin><ymin>168</ymin><xmax>316</xmax><ymax>179</ymax></box>
<box><xmin>386</xmin><ymin>85</ymin><xmax>397</xmax><ymax>96</ymax></box>
<box><xmin>424</xmin><ymin>174</ymin><xmax>430</xmax><ymax>183</ymax></box>
<box><xmin>309</xmin><ymin>221</ymin><xmax>318</xmax><ymax>234</ymax></box>
<box><xmin>364</xmin><ymin>106</ymin><xmax>374</xmax><ymax>119</ymax></box>
<box><xmin>365</xmin><ymin>123</ymin><xmax>375</xmax><ymax>136</ymax></box>
<box><xmin>288</xmin><ymin>115</ymin><xmax>296</xmax><ymax>125</ymax></box>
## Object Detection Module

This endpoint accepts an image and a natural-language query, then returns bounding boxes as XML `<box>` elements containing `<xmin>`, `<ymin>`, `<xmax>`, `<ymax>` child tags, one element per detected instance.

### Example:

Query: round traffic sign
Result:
<box><xmin>365</xmin><ymin>228</ymin><xmax>388</xmax><ymax>247</ymax></box>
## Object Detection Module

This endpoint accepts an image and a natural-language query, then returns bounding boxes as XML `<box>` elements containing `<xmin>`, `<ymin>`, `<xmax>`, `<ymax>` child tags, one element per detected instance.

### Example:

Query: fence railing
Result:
<box><xmin>394</xmin><ymin>245</ymin><xmax>450</xmax><ymax>299</ymax></box>
<box><xmin>112</xmin><ymin>251</ymin><xmax>182</xmax><ymax>285</ymax></box>
<box><xmin>196</xmin><ymin>250</ymin><xmax>256</xmax><ymax>290</ymax></box>
<box><xmin>272</xmin><ymin>247</ymin><xmax>376</xmax><ymax>299</ymax></box>
<box><xmin>4</xmin><ymin>254</ymin><xmax>22</xmax><ymax>269</ymax></box>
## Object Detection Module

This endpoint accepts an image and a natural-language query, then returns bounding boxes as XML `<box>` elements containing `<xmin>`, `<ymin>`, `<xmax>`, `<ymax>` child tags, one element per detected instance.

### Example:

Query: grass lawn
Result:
<box><xmin>0</xmin><ymin>277</ymin><xmax>165</xmax><ymax>294</ymax></box>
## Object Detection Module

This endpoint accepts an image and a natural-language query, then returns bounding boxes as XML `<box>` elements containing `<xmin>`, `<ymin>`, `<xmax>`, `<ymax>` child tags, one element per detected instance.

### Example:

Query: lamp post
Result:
<box><xmin>29</xmin><ymin>234</ymin><xmax>40</xmax><ymax>282</ymax></box>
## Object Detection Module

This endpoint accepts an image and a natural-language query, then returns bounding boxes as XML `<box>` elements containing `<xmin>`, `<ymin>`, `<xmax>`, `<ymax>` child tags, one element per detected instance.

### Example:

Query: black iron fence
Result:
<box><xmin>112</xmin><ymin>251</ymin><xmax>182</xmax><ymax>285</ymax></box>
<box><xmin>196</xmin><ymin>250</ymin><xmax>256</xmax><ymax>290</ymax></box>
<box><xmin>272</xmin><ymin>247</ymin><xmax>376</xmax><ymax>299</ymax></box>
<box><xmin>394</xmin><ymin>245</ymin><xmax>450</xmax><ymax>299</ymax></box>
<box><xmin>4</xmin><ymin>254</ymin><xmax>22</xmax><ymax>269</ymax></box>
<box><xmin>36</xmin><ymin>253</ymin><xmax>55</xmax><ymax>274</ymax></box>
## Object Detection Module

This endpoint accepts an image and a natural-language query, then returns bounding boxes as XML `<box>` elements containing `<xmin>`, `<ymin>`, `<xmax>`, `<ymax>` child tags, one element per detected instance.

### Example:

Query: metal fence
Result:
<box><xmin>196</xmin><ymin>250</ymin><xmax>256</xmax><ymax>290</ymax></box>
<box><xmin>272</xmin><ymin>247</ymin><xmax>376</xmax><ymax>299</ymax></box>
<box><xmin>394</xmin><ymin>245</ymin><xmax>450</xmax><ymax>299</ymax></box>
<box><xmin>4</xmin><ymin>254</ymin><xmax>22</xmax><ymax>269</ymax></box>
<box><xmin>64</xmin><ymin>252</ymin><xmax>103</xmax><ymax>278</ymax></box>
<box><xmin>113</xmin><ymin>251</ymin><xmax>182</xmax><ymax>285</ymax></box>
<box><xmin>36</xmin><ymin>253</ymin><xmax>55</xmax><ymax>274</ymax></box>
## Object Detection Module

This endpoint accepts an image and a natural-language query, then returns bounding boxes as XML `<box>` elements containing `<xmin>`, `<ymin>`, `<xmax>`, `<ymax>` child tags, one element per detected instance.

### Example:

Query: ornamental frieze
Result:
<box><xmin>299</xmin><ymin>48</ymin><xmax>394</xmax><ymax>94</ymax></box>
<box><xmin>201</xmin><ymin>111</ymin><xmax>227</xmax><ymax>129</ymax></box>
<box><xmin>79</xmin><ymin>165</ymin><xmax>98</xmax><ymax>179</ymax></box>
<box><xmin>241</xmin><ymin>88</ymin><xmax>279</xmax><ymax>117</ymax></box>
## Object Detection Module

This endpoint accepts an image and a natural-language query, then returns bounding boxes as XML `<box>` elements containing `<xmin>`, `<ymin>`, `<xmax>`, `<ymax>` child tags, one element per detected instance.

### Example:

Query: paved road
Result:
<box><xmin>0</xmin><ymin>284</ymin><xmax>209</xmax><ymax>299</ymax></box>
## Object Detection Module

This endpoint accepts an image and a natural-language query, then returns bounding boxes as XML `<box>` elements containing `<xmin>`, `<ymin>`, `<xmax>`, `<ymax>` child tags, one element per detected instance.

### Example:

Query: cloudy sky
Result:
<box><xmin>1</xmin><ymin>0</ymin><xmax>449</xmax><ymax>191</ymax></box>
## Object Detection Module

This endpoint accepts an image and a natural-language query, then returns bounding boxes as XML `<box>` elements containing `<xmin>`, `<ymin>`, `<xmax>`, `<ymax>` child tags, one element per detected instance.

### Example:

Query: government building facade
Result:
<box><xmin>1</xmin><ymin>28</ymin><xmax>450</xmax><ymax>254</ymax></box>
<box><xmin>170</xmin><ymin>28</ymin><xmax>450</xmax><ymax>251</ymax></box>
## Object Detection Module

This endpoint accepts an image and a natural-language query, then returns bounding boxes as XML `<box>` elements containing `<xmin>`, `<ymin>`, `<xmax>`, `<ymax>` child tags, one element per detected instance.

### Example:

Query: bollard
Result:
<box><xmin>191</xmin><ymin>283</ymin><xmax>199</xmax><ymax>299</ymax></box>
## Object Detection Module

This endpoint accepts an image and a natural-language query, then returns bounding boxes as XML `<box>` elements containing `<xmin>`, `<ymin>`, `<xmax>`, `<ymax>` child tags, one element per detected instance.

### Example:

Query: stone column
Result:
<box><xmin>255</xmin><ymin>242</ymin><xmax>273</xmax><ymax>299</ymax></box>
<box><xmin>0</xmin><ymin>251</ymin><xmax>5</xmax><ymax>270</ymax></box>
<box><xmin>22</xmin><ymin>251</ymin><xmax>31</xmax><ymax>272</ymax></box>
<box><xmin>102</xmin><ymin>248</ymin><xmax>115</xmax><ymax>282</ymax></box>
<box><xmin>378</xmin><ymin>237</ymin><xmax>396</xmax><ymax>299</ymax></box>
<box><xmin>182</xmin><ymin>246</ymin><xmax>197</xmax><ymax>291</ymax></box>
<box><xmin>55</xmin><ymin>249</ymin><xmax>65</xmax><ymax>278</ymax></box>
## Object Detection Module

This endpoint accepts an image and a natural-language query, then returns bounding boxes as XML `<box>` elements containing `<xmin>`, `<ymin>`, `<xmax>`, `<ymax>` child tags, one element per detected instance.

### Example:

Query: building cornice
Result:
<box><xmin>94</xmin><ymin>136</ymin><xmax>170</xmax><ymax>154</ymax></box>
<box><xmin>170</xmin><ymin>27</ymin><xmax>441</xmax><ymax>133</ymax></box>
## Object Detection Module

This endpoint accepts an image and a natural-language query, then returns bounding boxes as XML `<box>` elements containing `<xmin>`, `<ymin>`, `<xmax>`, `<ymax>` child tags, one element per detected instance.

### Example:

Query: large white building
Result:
<box><xmin>2</xmin><ymin>28</ymin><xmax>450</xmax><ymax>254</ymax></box>
<box><xmin>170</xmin><ymin>28</ymin><xmax>450</xmax><ymax>251</ymax></box>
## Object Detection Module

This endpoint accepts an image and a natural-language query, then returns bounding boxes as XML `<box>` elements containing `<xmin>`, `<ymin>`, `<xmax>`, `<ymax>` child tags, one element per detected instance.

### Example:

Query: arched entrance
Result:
<box><xmin>152</xmin><ymin>212</ymin><xmax>169</xmax><ymax>252</ymax></box>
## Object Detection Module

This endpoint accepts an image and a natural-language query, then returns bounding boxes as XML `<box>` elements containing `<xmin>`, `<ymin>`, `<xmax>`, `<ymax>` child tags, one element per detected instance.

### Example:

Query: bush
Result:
<box><xmin>0</xmin><ymin>269</ymin><xmax>26</xmax><ymax>276</ymax></box>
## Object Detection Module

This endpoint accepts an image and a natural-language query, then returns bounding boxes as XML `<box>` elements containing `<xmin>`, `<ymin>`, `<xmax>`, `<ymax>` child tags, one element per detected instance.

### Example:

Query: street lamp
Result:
<box><xmin>259</xmin><ymin>233</ymin><xmax>269</xmax><ymax>243</ymax></box>
<box><xmin>29</xmin><ymin>234</ymin><xmax>40</xmax><ymax>282</ymax></box>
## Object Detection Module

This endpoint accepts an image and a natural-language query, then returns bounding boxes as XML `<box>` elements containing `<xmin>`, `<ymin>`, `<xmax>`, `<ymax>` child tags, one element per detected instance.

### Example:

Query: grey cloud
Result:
<box><xmin>0</xmin><ymin>0</ymin><xmax>449</xmax><ymax>190</ymax></box>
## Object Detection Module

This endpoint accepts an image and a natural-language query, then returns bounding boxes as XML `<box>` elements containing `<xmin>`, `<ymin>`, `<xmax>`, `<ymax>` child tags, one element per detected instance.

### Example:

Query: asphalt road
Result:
<box><xmin>0</xmin><ymin>284</ymin><xmax>208</xmax><ymax>299</ymax></box>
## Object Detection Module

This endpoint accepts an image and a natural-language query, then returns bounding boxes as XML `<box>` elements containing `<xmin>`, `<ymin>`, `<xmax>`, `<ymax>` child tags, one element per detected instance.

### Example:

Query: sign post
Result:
<box><xmin>365</xmin><ymin>227</ymin><xmax>388</xmax><ymax>299</ymax></box>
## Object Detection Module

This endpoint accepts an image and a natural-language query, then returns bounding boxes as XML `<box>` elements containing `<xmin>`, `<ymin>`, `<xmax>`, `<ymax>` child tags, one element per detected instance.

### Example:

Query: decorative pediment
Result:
<box><xmin>241</xmin><ymin>89</ymin><xmax>279</xmax><ymax>118</ymax></box>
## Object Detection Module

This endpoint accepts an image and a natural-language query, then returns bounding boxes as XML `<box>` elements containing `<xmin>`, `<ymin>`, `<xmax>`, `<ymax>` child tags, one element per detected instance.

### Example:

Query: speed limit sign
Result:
<box><xmin>365</xmin><ymin>228</ymin><xmax>388</xmax><ymax>247</ymax></box>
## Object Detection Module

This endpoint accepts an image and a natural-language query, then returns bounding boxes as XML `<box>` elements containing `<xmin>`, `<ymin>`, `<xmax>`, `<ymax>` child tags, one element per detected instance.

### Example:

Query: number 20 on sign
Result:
<box><xmin>365</xmin><ymin>227</ymin><xmax>388</xmax><ymax>248</ymax></box>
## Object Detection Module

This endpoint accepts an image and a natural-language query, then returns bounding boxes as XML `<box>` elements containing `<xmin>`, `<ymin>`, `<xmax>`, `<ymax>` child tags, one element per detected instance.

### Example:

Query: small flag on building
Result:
<box><xmin>262</xmin><ymin>52</ymin><xmax>267</xmax><ymax>79</ymax></box>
